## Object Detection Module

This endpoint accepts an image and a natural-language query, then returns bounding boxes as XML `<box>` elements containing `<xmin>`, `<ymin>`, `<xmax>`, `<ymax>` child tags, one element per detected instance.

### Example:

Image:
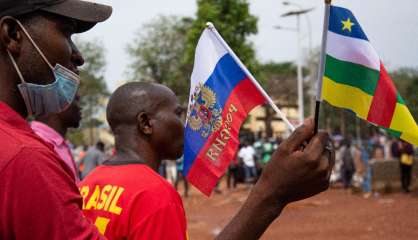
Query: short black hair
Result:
<box><xmin>96</xmin><ymin>141</ymin><xmax>105</xmax><ymax>150</ymax></box>
<box><xmin>106</xmin><ymin>82</ymin><xmax>172</xmax><ymax>134</ymax></box>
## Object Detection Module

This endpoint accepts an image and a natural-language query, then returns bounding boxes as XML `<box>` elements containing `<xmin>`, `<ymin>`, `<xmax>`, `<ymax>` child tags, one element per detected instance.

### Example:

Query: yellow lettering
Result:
<box><xmin>229</xmin><ymin>104</ymin><xmax>237</xmax><ymax>113</ymax></box>
<box><xmin>220</xmin><ymin>128</ymin><xmax>230</xmax><ymax>141</ymax></box>
<box><xmin>79</xmin><ymin>186</ymin><xmax>89</xmax><ymax>209</ymax></box>
<box><xmin>85</xmin><ymin>185</ymin><xmax>100</xmax><ymax>210</ymax></box>
<box><xmin>226</xmin><ymin>113</ymin><xmax>232</xmax><ymax>123</ymax></box>
<box><xmin>212</xmin><ymin>137</ymin><xmax>226</xmax><ymax>152</ymax></box>
<box><xmin>109</xmin><ymin>187</ymin><xmax>124</xmax><ymax>215</ymax></box>
<box><xmin>206</xmin><ymin>148</ymin><xmax>220</xmax><ymax>162</ymax></box>
<box><xmin>97</xmin><ymin>185</ymin><xmax>112</xmax><ymax>210</ymax></box>
<box><xmin>104</xmin><ymin>186</ymin><xmax>117</xmax><ymax>211</ymax></box>
<box><xmin>94</xmin><ymin>217</ymin><xmax>110</xmax><ymax>235</ymax></box>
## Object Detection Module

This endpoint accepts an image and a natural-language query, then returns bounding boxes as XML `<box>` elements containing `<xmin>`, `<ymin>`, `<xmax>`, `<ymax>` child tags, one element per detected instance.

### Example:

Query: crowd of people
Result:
<box><xmin>143</xmin><ymin>132</ymin><xmax>416</xmax><ymax>197</ymax></box>
<box><xmin>330</xmin><ymin>134</ymin><xmax>416</xmax><ymax>196</ymax></box>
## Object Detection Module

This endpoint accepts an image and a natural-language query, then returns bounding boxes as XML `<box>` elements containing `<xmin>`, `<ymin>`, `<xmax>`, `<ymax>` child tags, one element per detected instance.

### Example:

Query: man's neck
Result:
<box><xmin>38</xmin><ymin>117</ymin><xmax>67</xmax><ymax>138</ymax></box>
<box><xmin>0</xmin><ymin>64</ymin><xmax>27</xmax><ymax>118</ymax></box>
<box><xmin>112</xmin><ymin>134</ymin><xmax>160</xmax><ymax>171</ymax></box>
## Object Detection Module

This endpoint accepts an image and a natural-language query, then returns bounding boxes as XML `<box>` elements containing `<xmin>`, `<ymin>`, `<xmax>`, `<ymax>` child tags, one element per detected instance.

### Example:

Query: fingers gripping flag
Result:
<box><xmin>183</xmin><ymin>26</ymin><xmax>267</xmax><ymax>196</ymax></box>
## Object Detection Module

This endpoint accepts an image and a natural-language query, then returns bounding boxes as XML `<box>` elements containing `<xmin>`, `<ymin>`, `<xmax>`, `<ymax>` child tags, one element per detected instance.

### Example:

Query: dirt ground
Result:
<box><xmin>180</xmin><ymin>184</ymin><xmax>418</xmax><ymax>240</ymax></box>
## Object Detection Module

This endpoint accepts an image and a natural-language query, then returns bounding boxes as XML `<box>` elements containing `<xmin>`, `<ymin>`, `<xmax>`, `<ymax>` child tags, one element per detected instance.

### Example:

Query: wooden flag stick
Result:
<box><xmin>314</xmin><ymin>0</ymin><xmax>332</xmax><ymax>134</ymax></box>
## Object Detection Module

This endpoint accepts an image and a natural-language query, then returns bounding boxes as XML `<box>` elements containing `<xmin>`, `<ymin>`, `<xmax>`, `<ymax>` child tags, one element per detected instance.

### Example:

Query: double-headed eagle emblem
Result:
<box><xmin>187</xmin><ymin>83</ymin><xmax>223</xmax><ymax>138</ymax></box>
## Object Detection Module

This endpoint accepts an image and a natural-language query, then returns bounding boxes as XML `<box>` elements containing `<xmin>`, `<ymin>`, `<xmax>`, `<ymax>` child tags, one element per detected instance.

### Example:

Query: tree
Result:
<box><xmin>391</xmin><ymin>68</ymin><xmax>418</xmax><ymax>119</ymax></box>
<box><xmin>185</xmin><ymin>0</ymin><xmax>258</xmax><ymax>72</ymax></box>
<box><xmin>68</xmin><ymin>39</ymin><xmax>108</xmax><ymax>146</ymax></box>
<box><xmin>126</xmin><ymin>16</ymin><xmax>193</xmax><ymax>103</ymax></box>
<box><xmin>257</xmin><ymin>62</ymin><xmax>301</xmax><ymax>137</ymax></box>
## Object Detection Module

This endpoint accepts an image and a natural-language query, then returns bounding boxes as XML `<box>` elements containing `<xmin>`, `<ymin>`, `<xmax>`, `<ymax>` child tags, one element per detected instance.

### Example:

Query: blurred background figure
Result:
<box><xmin>166</xmin><ymin>159</ymin><xmax>177</xmax><ymax>185</ymax></box>
<box><xmin>31</xmin><ymin>94</ymin><xmax>82</xmax><ymax>182</ymax></box>
<box><xmin>361</xmin><ymin>141</ymin><xmax>372</xmax><ymax>198</ymax></box>
<box><xmin>341</xmin><ymin>139</ymin><xmax>355</xmax><ymax>189</ymax></box>
<box><xmin>399</xmin><ymin>141</ymin><xmax>414</xmax><ymax>193</ymax></box>
<box><xmin>79</xmin><ymin>141</ymin><xmax>105</xmax><ymax>179</ymax></box>
<box><xmin>238</xmin><ymin>141</ymin><xmax>257</xmax><ymax>185</ymax></box>
<box><xmin>227</xmin><ymin>152</ymin><xmax>239</xmax><ymax>190</ymax></box>
<box><xmin>175</xmin><ymin>156</ymin><xmax>189</xmax><ymax>198</ymax></box>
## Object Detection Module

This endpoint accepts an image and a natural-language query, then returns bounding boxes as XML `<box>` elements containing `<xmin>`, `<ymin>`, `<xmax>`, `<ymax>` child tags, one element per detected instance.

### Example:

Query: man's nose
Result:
<box><xmin>70</xmin><ymin>41</ymin><xmax>85</xmax><ymax>67</ymax></box>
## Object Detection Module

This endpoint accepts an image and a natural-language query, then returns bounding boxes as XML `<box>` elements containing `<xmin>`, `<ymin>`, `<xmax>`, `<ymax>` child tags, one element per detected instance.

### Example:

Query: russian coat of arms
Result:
<box><xmin>187</xmin><ymin>83</ymin><xmax>223</xmax><ymax>138</ymax></box>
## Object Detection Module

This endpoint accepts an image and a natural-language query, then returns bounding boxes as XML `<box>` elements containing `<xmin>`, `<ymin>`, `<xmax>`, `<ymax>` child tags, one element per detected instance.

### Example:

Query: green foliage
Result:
<box><xmin>391</xmin><ymin>68</ymin><xmax>418</xmax><ymax>119</ymax></box>
<box><xmin>70</xmin><ymin>39</ymin><xmax>108</xmax><ymax>145</ymax></box>
<box><xmin>185</xmin><ymin>0</ymin><xmax>258</xmax><ymax>72</ymax></box>
<box><xmin>126</xmin><ymin>16</ymin><xmax>193</xmax><ymax>103</ymax></box>
<box><xmin>258</xmin><ymin>62</ymin><xmax>298</xmax><ymax>106</ymax></box>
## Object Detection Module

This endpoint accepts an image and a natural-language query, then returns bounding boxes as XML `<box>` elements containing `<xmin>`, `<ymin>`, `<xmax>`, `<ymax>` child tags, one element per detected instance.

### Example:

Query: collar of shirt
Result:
<box><xmin>30</xmin><ymin>121</ymin><xmax>65</xmax><ymax>147</ymax></box>
<box><xmin>0</xmin><ymin>102</ymin><xmax>33</xmax><ymax>133</ymax></box>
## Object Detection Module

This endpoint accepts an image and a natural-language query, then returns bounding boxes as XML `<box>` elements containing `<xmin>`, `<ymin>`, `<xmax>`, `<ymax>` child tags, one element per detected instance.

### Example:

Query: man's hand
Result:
<box><xmin>216</xmin><ymin>118</ymin><xmax>334</xmax><ymax>240</ymax></box>
<box><xmin>256</xmin><ymin>117</ymin><xmax>335</xmax><ymax>206</ymax></box>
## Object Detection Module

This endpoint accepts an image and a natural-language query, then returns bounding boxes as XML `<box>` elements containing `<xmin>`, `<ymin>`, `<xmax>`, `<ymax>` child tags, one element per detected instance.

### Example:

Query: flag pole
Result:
<box><xmin>314</xmin><ymin>0</ymin><xmax>332</xmax><ymax>134</ymax></box>
<box><xmin>206</xmin><ymin>22</ymin><xmax>296</xmax><ymax>132</ymax></box>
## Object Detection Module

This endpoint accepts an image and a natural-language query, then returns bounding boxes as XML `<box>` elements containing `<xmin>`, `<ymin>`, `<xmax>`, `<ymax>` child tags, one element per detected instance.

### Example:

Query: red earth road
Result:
<box><xmin>182</xmin><ymin>187</ymin><xmax>418</xmax><ymax>240</ymax></box>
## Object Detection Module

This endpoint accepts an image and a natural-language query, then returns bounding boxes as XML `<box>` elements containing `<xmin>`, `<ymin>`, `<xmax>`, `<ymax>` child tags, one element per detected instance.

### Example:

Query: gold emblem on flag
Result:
<box><xmin>187</xmin><ymin>83</ymin><xmax>223</xmax><ymax>138</ymax></box>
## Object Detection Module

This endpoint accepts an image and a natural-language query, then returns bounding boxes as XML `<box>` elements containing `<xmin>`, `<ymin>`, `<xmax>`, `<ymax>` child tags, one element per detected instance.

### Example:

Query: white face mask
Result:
<box><xmin>7</xmin><ymin>19</ymin><xmax>80</xmax><ymax>117</ymax></box>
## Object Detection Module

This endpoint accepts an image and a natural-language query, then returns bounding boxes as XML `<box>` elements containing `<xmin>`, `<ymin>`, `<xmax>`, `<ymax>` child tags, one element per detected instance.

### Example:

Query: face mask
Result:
<box><xmin>7</xmin><ymin>19</ymin><xmax>80</xmax><ymax>117</ymax></box>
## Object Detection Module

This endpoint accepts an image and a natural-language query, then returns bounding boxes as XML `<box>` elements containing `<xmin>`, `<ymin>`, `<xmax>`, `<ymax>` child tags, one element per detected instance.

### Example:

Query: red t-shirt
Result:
<box><xmin>0</xmin><ymin>102</ymin><xmax>103</xmax><ymax>239</ymax></box>
<box><xmin>79</xmin><ymin>164</ymin><xmax>188</xmax><ymax>240</ymax></box>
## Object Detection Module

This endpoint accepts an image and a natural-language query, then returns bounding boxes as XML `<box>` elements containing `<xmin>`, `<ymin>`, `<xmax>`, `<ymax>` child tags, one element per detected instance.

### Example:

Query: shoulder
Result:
<box><xmin>122</xmin><ymin>166</ymin><xmax>183</xmax><ymax>215</ymax></box>
<box><xmin>0</xmin><ymin>126</ymin><xmax>57</xmax><ymax>174</ymax></box>
<box><xmin>137</xmin><ymin>167</ymin><xmax>181</xmax><ymax>201</ymax></box>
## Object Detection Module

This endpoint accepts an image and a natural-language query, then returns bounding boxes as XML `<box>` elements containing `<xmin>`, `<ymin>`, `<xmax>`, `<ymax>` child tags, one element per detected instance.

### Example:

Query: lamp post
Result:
<box><xmin>281</xmin><ymin>4</ymin><xmax>314</xmax><ymax>124</ymax></box>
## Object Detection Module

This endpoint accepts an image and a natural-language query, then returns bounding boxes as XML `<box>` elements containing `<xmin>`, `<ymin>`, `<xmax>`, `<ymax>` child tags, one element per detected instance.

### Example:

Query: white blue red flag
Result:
<box><xmin>183</xmin><ymin>25</ymin><xmax>267</xmax><ymax>196</ymax></box>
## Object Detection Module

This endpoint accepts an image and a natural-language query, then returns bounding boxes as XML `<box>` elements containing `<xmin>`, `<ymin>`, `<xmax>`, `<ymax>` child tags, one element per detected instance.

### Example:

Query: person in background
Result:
<box><xmin>261</xmin><ymin>138</ymin><xmax>274</xmax><ymax>166</ymax></box>
<box><xmin>166</xmin><ymin>158</ymin><xmax>178</xmax><ymax>185</ymax></box>
<box><xmin>227</xmin><ymin>152</ymin><xmax>239</xmax><ymax>190</ymax></box>
<box><xmin>238</xmin><ymin>141</ymin><xmax>257</xmax><ymax>184</ymax></box>
<box><xmin>361</xmin><ymin>141</ymin><xmax>372</xmax><ymax>198</ymax></box>
<box><xmin>175</xmin><ymin>156</ymin><xmax>189</xmax><ymax>197</ymax></box>
<box><xmin>372</xmin><ymin>145</ymin><xmax>385</xmax><ymax>160</ymax></box>
<box><xmin>79</xmin><ymin>141</ymin><xmax>105</xmax><ymax>179</ymax></box>
<box><xmin>341</xmin><ymin>140</ymin><xmax>355</xmax><ymax>189</ymax></box>
<box><xmin>351</xmin><ymin>143</ymin><xmax>365</xmax><ymax>191</ymax></box>
<box><xmin>390</xmin><ymin>138</ymin><xmax>401</xmax><ymax>160</ymax></box>
<box><xmin>399</xmin><ymin>140</ymin><xmax>414</xmax><ymax>193</ymax></box>
<box><xmin>31</xmin><ymin>94</ymin><xmax>82</xmax><ymax>182</ymax></box>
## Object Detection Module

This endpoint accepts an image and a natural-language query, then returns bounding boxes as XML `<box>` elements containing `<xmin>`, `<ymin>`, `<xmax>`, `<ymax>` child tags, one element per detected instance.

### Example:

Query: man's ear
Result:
<box><xmin>0</xmin><ymin>16</ymin><xmax>23</xmax><ymax>56</ymax></box>
<box><xmin>137</xmin><ymin>112</ymin><xmax>153</xmax><ymax>135</ymax></box>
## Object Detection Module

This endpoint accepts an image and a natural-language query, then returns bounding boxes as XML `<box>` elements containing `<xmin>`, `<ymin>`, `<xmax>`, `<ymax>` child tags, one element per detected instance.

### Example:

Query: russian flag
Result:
<box><xmin>183</xmin><ymin>26</ymin><xmax>267</xmax><ymax>196</ymax></box>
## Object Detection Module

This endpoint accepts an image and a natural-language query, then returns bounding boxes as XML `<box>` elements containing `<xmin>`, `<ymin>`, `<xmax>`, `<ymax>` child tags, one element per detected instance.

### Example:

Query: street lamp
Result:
<box><xmin>274</xmin><ymin>25</ymin><xmax>297</xmax><ymax>31</ymax></box>
<box><xmin>280</xmin><ymin>5</ymin><xmax>314</xmax><ymax>124</ymax></box>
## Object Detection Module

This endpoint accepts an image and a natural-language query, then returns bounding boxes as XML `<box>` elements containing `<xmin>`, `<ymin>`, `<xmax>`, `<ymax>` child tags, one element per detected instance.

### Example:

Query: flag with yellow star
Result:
<box><xmin>322</xmin><ymin>5</ymin><xmax>418</xmax><ymax>146</ymax></box>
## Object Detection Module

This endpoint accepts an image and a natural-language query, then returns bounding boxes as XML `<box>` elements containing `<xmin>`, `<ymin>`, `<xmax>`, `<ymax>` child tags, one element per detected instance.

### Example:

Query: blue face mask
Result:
<box><xmin>7</xmin><ymin>20</ymin><xmax>80</xmax><ymax>117</ymax></box>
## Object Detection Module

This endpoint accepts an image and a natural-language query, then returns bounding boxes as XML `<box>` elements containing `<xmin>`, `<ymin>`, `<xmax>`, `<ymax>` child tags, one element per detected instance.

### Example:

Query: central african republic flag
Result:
<box><xmin>322</xmin><ymin>5</ymin><xmax>418</xmax><ymax>146</ymax></box>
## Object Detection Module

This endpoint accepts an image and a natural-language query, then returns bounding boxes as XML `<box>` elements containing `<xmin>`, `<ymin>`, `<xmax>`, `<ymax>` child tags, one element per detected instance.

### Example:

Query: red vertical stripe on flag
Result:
<box><xmin>187</xmin><ymin>78</ymin><xmax>266</xmax><ymax>196</ymax></box>
<box><xmin>367</xmin><ymin>63</ymin><xmax>397</xmax><ymax>128</ymax></box>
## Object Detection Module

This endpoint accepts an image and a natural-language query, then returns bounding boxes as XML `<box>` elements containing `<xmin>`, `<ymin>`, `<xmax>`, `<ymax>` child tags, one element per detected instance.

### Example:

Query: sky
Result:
<box><xmin>80</xmin><ymin>0</ymin><xmax>418</xmax><ymax>91</ymax></box>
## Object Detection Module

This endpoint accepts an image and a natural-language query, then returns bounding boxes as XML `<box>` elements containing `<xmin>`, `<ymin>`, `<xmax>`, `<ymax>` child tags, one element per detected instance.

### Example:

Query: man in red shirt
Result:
<box><xmin>0</xmin><ymin>1</ymin><xmax>112</xmax><ymax>239</ymax></box>
<box><xmin>80</xmin><ymin>83</ymin><xmax>187</xmax><ymax>239</ymax></box>
<box><xmin>80</xmin><ymin>82</ymin><xmax>334</xmax><ymax>240</ymax></box>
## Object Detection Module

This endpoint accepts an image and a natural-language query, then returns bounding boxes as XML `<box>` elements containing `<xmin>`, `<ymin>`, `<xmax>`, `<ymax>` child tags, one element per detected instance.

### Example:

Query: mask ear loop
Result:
<box><xmin>14</xmin><ymin>19</ymin><xmax>54</xmax><ymax>71</ymax></box>
<box><xmin>6</xmin><ymin>50</ymin><xmax>26</xmax><ymax>83</ymax></box>
<box><xmin>7</xmin><ymin>50</ymin><xmax>34</xmax><ymax>116</ymax></box>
